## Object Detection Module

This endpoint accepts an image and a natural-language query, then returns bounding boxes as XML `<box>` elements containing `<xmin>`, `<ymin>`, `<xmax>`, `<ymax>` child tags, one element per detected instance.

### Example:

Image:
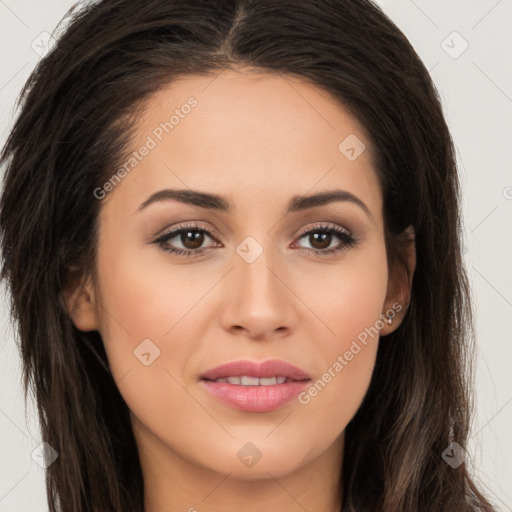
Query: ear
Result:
<box><xmin>381</xmin><ymin>225</ymin><xmax>416</xmax><ymax>336</ymax></box>
<box><xmin>61</xmin><ymin>265</ymin><xmax>99</xmax><ymax>332</ymax></box>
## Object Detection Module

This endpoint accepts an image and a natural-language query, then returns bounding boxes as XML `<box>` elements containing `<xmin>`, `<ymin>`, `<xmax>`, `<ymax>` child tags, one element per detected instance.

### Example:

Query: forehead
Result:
<box><xmin>106</xmin><ymin>68</ymin><xmax>382</xmax><ymax>225</ymax></box>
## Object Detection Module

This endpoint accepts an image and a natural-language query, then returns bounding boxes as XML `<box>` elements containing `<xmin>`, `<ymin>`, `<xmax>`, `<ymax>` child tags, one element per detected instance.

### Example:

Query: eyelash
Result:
<box><xmin>152</xmin><ymin>222</ymin><xmax>359</xmax><ymax>259</ymax></box>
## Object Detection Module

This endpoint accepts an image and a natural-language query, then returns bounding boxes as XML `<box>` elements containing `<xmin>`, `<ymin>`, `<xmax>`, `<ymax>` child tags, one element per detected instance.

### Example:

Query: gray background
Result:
<box><xmin>1</xmin><ymin>0</ymin><xmax>511</xmax><ymax>510</ymax></box>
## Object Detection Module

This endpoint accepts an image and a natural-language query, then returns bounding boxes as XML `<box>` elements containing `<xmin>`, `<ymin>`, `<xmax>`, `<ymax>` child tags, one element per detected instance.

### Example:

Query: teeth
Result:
<box><xmin>241</xmin><ymin>376</ymin><xmax>260</xmax><ymax>385</ymax></box>
<box><xmin>213</xmin><ymin>376</ymin><xmax>288</xmax><ymax>385</ymax></box>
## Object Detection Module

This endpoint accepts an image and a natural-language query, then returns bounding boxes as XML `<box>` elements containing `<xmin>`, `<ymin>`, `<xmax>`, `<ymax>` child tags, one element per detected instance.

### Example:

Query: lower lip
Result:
<box><xmin>200</xmin><ymin>379</ymin><xmax>310</xmax><ymax>412</ymax></box>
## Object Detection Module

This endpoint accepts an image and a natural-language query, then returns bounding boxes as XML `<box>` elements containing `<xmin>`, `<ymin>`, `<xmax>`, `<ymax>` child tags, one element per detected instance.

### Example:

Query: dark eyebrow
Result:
<box><xmin>136</xmin><ymin>188</ymin><xmax>373</xmax><ymax>221</ymax></box>
<box><xmin>288</xmin><ymin>190</ymin><xmax>373</xmax><ymax>221</ymax></box>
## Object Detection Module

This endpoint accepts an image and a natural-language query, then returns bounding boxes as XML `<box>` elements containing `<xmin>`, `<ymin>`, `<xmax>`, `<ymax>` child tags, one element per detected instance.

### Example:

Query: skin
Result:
<box><xmin>64</xmin><ymin>66</ymin><xmax>415</xmax><ymax>512</ymax></box>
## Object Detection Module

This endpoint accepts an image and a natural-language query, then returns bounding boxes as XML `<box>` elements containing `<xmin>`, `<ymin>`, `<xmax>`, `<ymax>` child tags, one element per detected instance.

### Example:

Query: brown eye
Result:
<box><xmin>307</xmin><ymin>231</ymin><xmax>333</xmax><ymax>250</ymax></box>
<box><xmin>293</xmin><ymin>224</ymin><xmax>358</xmax><ymax>256</ymax></box>
<box><xmin>153</xmin><ymin>223</ymin><xmax>218</xmax><ymax>257</ymax></box>
<box><xmin>179</xmin><ymin>230</ymin><xmax>205</xmax><ymax>250</ymax></box>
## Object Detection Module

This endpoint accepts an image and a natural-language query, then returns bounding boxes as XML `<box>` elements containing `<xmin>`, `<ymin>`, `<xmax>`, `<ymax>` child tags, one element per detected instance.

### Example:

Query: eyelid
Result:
<box><xmin>294</xmin><ymin>222</ymin><xmax>352</xmax><ymax>239</ymax></box>
<box><xmin>154</xmin><ymin>221</ymin><xmax>222</xmax><ymax>243</ymax></box>
<box><xmin>152</xmin><ymin>220</ymin><xmax>359</xmax><ymax>259</ymax></box>
<box><xmin>153</xmin><ymin>221</ymin><xmax>353</xmax><ymax>245</ymax></box>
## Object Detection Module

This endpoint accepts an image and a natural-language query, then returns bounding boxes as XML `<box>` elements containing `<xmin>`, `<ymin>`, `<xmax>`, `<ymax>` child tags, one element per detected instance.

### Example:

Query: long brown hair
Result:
<box><xmin>0</xmin><ymin>0</ymin><xmax>496</xmax><ymax>510</ymax></box>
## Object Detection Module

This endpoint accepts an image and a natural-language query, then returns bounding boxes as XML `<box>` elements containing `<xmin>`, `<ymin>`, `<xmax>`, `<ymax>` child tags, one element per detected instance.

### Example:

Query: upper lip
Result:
<box><xmin>200</xmin><ymin>359</ymin><xmax>311</xmax><ymax>381</ymax></box>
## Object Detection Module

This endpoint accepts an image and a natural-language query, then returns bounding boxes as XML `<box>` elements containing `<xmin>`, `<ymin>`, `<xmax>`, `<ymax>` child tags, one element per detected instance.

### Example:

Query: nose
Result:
<box><xmin>220</xmin><ymin>240</ymin><xmax>298</xmax><ymax>341</ymax></box>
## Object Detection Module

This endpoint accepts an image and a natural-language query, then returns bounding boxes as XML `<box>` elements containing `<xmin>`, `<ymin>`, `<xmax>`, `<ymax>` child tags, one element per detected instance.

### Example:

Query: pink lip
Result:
<box><xmin>200</xmin><ymin>359</ymin><xmax>311</xmax><ymax>381</ymax></box>
<box><xmin>199</xmin><ymin>359</ymin><xmax>311</xmax><ymax>412</ymax></box>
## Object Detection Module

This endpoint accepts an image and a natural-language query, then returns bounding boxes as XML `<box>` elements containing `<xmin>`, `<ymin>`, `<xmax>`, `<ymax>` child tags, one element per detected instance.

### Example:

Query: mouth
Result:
<box><xmin>199</xmin><ymin>359</ymin><xmax>312</xmax><ymax>412</ymax></box>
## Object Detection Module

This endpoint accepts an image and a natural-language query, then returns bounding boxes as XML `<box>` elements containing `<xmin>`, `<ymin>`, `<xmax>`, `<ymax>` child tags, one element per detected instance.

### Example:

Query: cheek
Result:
<box><xmin>293</xmin><ymin>244</ymin><xmax>388</xmax><ymax>426</ymax></box>
<box><xmin>91</xmin><ymin>231</ymin><xmax>178</xmax><ymax>378</ymax></box>
<box><xmin>92</xmin><ymin>242</ymin><xmax>202</xmax><ymax>439</ymax></box>
<box><xmin>299</xmin><ymin>236</ymin><xmax>388</xmax><ymax>350</ymax></box>
<box><xmin>292</xmin><ymin>304</ymin><xmax>383</xmax><ymax>457</ymax></box>
<box><xmin>92</xmin><ymin>230</ymin><xmax>219</xmax><ymax>412</ymax></box>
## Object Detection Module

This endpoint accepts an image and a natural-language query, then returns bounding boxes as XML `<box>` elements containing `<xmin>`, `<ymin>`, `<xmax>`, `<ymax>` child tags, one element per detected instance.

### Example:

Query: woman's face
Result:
<box><xmin>68</xmin><ymin>68</ymin><xmax>408</xmax><ymax>482</ymax></box>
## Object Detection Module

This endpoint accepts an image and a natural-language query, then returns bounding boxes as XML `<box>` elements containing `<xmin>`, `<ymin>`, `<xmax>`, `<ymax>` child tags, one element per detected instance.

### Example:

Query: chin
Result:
<box><xmin>191</xmin><ymin>434</ymin><xmax>317</xmax><ymax>480</ymax></box>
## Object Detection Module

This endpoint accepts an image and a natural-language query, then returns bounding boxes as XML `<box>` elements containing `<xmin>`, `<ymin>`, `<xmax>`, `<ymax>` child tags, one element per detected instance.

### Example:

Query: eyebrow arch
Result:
<box><xmin>136</xmin><ymin>188</ymin><xmax>373</xmax><ymax>221</ymax></box>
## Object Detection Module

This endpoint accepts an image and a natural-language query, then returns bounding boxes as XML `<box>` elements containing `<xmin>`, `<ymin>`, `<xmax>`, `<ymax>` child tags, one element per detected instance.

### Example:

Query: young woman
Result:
<box><xmin>0</xmin><ymin>0</ymin><xmax>496</xmax><ymax>510</ymax></box>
